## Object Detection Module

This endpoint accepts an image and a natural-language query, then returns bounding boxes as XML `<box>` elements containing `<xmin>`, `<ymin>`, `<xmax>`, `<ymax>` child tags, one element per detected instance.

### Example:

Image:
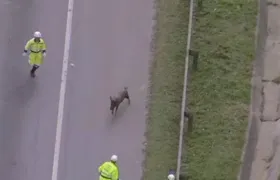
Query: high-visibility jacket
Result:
<box><xmin>24</xmin><ymin>38</ymin><xmax>46</xmax><ymax>53</ymax></box>
<box><xmin>98</xmin><ymin>161</ymin><xmax>119</xmax><ymax>180</ymax></box>
<box><xmin>24</xmin><ymin>38</ymin><xmax>47</xmax><ymax>65</ymax></box>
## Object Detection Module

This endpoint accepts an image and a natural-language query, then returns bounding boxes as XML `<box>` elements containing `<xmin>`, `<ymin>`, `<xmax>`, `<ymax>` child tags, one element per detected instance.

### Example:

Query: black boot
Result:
<box><xmin>30</xmin><ymin>65</ymin><xmax>38</xmax><ymax>78</ymax></box>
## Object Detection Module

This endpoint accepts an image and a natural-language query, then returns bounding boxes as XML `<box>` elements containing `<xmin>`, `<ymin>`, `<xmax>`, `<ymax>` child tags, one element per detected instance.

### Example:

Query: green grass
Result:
<box><xmin>143</xmin><ymin>0</ymin><xmax>257</xmax><ymax>179</ymax></box>
<box><xmin>183</xmin><ymin>0</ymin><xmax>257</xmax><ymax>180</ymax></box>
<box><xmin>143</xmin><ymin>0</ymin><xmax>189</xmax><ymax>179</ymax></box>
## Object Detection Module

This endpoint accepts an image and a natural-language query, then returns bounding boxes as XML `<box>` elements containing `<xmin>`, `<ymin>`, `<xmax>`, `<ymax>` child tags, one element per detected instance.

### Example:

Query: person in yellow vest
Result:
<box><xmin>22</xmin><ymin>31</ymin><xmax>47</xmax><ymax>77</ymax></box>
<box><xmin>98</xmin><ymin>155</ymin><xmax>119</xmax><ymax>180</ymax></box>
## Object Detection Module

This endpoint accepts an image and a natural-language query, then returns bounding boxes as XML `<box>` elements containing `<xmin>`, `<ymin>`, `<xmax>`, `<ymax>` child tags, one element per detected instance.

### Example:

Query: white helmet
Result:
<box><xmin>110</xmin><ymin>155</ymin><xmax>118</xmax><ymax>162</ymax></box>
<box><xmin>34</xmin><ymin>31</ymin><xmax>42</xmax><ymax>38</ymax></box>
<box><xmin>168</xmin><ymin>174</ymin><xmax>175</xmax><ymax>180</ymax></box>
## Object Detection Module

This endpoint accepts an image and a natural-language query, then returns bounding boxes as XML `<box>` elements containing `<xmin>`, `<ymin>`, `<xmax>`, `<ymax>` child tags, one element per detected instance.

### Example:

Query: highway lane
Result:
<box><xmin>57</xmin><ymin>0</ymin><xmax>154</xmax><ymax>180</ymax></box>
<box><xmin>0</xmin><ymin>0</ymin><xmax>68</xmax><ymax>180</ymax></box>
<box><xmin>0</xmin><ymin>0</ymin><xmax>154</xmax><ymax>179</ymax></box>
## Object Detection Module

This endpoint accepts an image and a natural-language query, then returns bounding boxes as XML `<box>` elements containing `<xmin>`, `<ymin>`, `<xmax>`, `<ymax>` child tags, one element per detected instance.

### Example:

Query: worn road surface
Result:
<box><xmin>0</xmin><ymin>0</ymin><xmax>154</xmax><ymax>180</ymax></box>
<box><xmin>249</xmin><ymin>0</ymin><xmax>280</xmax><ymax>179</ymax></box>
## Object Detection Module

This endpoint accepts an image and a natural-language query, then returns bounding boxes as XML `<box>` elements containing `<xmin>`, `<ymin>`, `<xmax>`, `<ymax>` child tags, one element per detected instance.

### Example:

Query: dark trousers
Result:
<box><xmin>30</xmin><ymin>65</ymin><xmax>39</xmax><ymax>76</ymax></box>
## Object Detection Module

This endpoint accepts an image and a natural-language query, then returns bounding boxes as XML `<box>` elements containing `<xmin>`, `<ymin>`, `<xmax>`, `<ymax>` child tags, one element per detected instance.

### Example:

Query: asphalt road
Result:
<box><xmin>0</xmin><ymin>0</ymin><xmax>154</xmax><ymax>180</ymax></box>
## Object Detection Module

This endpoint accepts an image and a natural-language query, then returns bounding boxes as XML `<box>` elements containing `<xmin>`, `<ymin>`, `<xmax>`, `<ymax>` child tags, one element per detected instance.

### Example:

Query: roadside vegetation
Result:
<box><xmin>144</xmin><ymin>0</ymin><xmax>257</xmax><ymax>180</ymax></box>
<box><xmin>183</xmin><ymin>0</ymin><xmax>257</xmax><ymax>180</ymax></box>
<box><xmin>143</xmin><ymin>0</ymin><xmax>189</xmax><ymax>179</ymax></box>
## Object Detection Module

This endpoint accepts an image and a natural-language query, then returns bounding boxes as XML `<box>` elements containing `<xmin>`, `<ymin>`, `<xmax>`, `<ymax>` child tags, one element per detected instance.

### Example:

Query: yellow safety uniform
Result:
<box><xmin>98</xmin><ymin>161</ymin><xmax>119</xmax><ymax>180</ymax></box>
<box><xmin>24</xmin><ymin>38</ymin><xmax>46</xmax><ymax>66</ymax></box>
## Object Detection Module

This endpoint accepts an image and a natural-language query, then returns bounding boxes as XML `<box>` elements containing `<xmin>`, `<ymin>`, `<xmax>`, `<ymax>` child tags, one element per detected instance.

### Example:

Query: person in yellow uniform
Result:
<box><xmin>22</xmin><ymin>31</ymin><xmax>47</xmax><ymax>77</ymax></box>
<box><xmin>98</xmin><ymin>155</ymin><xmax>119</xmax><ymax>180</ymax></box>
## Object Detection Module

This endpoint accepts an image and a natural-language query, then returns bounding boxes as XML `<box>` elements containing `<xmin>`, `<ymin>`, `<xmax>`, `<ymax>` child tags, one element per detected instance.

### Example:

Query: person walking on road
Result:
<box><xmin>22</xmin><ymin>31</ymin><xmax>47</xmax><ymax>77</ymax></box>
<box><xmin>98</xmin><ymin>155</ymin><xmax>120</xmax><ymax>180</ymax></box>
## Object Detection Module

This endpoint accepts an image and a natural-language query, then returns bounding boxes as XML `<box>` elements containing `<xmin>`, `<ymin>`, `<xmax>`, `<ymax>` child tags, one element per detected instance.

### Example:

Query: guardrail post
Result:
<box><xmin>184</xmin><ymin>111</ymin><xmax>193</xmax><ymax>133</ymax></box>
<box><xmin>188</xmin><ymin>49</ymin><xmax>199</xmax><ymax>71</ymax></box>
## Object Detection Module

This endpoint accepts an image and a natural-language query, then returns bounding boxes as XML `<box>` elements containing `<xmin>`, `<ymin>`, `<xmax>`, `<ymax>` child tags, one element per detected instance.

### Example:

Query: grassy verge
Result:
<box><xmin>143</xmin><ymin>0</ymin><xmax>189</xmax><ymax>179</ymax></box>
<box><xmin>183</xmin><ymin>0</ymin><xmax>257</xmax><ymax>180</ymax></box>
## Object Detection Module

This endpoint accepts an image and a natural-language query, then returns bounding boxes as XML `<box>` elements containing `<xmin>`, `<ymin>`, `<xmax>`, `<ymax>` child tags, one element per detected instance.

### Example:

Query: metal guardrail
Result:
<box><xmin>175</xmin><ymin>0</ymin><xmax>196</xmax><ymax>179</ymax></box>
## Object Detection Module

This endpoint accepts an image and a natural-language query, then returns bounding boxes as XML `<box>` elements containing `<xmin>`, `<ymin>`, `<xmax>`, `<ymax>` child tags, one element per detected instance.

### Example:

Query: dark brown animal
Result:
<box><xmin>110</xmin><ymin>87</ymin><xmax>130</xmax><ymax>115</ymax></box>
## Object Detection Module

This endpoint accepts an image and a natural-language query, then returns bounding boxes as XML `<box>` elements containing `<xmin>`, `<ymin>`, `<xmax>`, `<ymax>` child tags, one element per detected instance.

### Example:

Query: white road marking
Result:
<box><xmin>51</xmin><ymin>0</ymin><xmax>75</xmax><ymax>179</ymax></box>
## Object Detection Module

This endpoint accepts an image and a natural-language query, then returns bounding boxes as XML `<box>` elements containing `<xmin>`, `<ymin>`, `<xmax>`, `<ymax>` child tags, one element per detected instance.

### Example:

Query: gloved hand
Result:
<box><xmin>22</xmin><ymin>52</ymin><xmax>27</xmax><ymax>56</ymax></box>
<box><xmin>43</xmin><ymin>52</ymin><xmax>46</xmax><ymax>57</ymax></box>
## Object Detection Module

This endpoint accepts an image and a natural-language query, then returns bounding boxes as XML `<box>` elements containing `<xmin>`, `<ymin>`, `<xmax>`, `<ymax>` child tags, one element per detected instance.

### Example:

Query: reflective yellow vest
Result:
<box><xmin>98</xmin><ymin>161</ymin><xmax>119</xmax><ymax>180</ymax></box>
<box><xmin>24</xmin><ymin>38</ymin><xmax>46</xmax><ymax>53</ymax></box>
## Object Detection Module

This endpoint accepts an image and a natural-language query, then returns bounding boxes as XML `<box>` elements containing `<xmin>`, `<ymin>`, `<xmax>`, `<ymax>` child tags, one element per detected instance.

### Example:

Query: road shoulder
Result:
<box><xmin>249</xmin><ymin>1</ymin><xmax>280</xmax><ymax>179</ymax></box>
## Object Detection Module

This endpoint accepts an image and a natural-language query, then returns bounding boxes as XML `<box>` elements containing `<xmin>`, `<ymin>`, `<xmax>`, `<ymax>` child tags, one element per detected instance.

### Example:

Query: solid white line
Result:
<box><xmin>176</xmin><ymin>0</ymin><xmax>194</xmax><ymax>179</ymax></box>
<box><xmin>51</xmin><ymin>0</ymin><xmax>74</xmax><ymax>179</ymax></box>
